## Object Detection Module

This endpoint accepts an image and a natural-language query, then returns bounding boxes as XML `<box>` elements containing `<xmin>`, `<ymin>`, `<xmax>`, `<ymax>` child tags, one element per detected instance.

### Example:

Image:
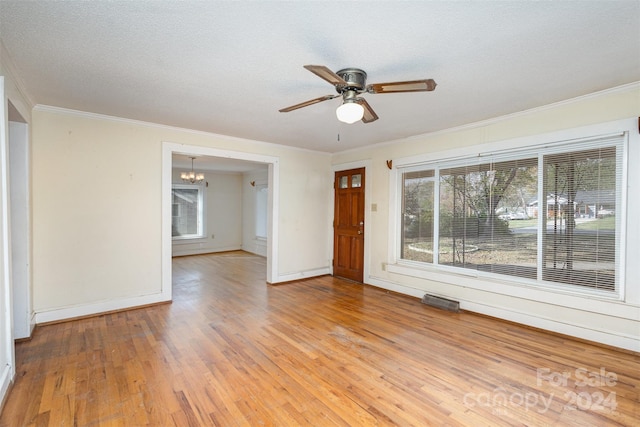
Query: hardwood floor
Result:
<box><xmin>1</xmin><ymin>251</ymin><xmax>638</xmax><ymax>426</ymax></box>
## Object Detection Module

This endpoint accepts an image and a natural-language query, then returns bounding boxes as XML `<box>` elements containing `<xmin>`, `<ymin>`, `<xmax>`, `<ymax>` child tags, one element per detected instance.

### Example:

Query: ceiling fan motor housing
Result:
<box><xmin>336</xmin><ymin>68</ymin><xmax>367</xmax><ymax>93</ymax></box>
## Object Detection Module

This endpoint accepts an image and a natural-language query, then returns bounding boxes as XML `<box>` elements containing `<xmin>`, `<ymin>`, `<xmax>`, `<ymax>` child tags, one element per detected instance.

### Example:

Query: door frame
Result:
<box><xmin>331</xmin><ymin>160</ymin><xmax>372</xmax><ymax>283</ymax></box>
<box><xmin>0</xmin><ymin>77</ymin><xmax>16</xmax><ymax>404</ymax></box>
<box><xmin>8</xmin><ymin>112</ymin><xmax>31</xmax><ymax>339</ymax></box>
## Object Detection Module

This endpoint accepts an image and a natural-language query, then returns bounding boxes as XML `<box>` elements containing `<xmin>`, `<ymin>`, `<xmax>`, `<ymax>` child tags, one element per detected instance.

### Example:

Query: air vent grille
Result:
<box><xmin>421</xmin><ymin>294</ymin><xmax>460</xmax><ymax>312</ymax></box>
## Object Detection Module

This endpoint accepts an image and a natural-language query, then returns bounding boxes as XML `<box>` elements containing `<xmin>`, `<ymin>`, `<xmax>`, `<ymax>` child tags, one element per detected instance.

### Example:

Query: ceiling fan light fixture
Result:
<box><xmin>336</xmin><ymin>100</ymin><xmax>364</xmax><ymax>124</ymax></box>
<box><xmin>280</xmin><ymin>65</ymin><xmax>435</xmax><ymax>124</ymax></box>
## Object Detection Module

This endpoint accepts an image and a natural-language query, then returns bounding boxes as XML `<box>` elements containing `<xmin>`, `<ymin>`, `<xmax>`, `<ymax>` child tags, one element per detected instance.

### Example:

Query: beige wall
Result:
<box><xmin>31</xmin><ymin>107</ymin><xmax>333</xmax><ymax>320</ymax></box>
<box><xmin>332</xmin><ymin>84</ymin><xmax>640</xmax><ymax>351</ymax></box>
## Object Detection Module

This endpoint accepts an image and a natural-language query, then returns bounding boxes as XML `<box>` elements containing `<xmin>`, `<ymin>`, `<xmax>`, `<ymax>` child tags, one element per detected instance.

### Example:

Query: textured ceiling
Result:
<box><xmin>1</xmin><ymin>1</ymin><xmax>639</xmax><ymax>153</ymax></box>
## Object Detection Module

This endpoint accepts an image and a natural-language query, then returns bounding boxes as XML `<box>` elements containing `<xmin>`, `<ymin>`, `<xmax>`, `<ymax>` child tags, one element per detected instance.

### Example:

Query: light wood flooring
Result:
<box><xmin>1</xmin><ymin>251</ymin><xmax>638</xmax><ymax>426</ymax></box>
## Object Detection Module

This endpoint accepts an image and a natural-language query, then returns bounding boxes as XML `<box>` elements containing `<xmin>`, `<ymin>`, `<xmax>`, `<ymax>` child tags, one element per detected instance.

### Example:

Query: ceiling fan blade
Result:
<box><xmin>303</xmin><ymin>65</ymin><xmax>348</xmax><ymax>86</ymax></box>
<box><xmin>367</xmin><ymin>79</ymin><xmax>437</xmax><ymax>94</ymax></box>
<box><xmin>279</xmin><ymin>95</ymin><xmax>338</xmax><ymax>113</ymax></box>
<box><xmin>356</xmin><ymin>98</ymin><xmax>379</xmax><ymax>123</ymax></box>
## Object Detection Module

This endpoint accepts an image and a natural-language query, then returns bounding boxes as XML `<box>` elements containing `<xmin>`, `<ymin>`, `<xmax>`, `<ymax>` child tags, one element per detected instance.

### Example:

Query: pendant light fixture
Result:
<box><xmin>335</xmin><ymin>88</ymin><xmax>365</xmax><ymax>124</ymax></box>
<box><xmin>181</xmin><ymin>157</ymin><xmax>205</xmax><ymax>184</ymax></box>
<box><xmin>336</xmin><ymin>99</ymin><xmax>364</xmax><ymax>124</ymax></box>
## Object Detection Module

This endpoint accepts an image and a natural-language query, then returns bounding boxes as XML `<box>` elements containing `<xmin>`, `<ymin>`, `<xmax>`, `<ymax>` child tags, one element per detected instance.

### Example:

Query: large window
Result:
<box><xmin>172</xmin><ymin>184</ymin><xmax>205</xmax><ymax>239</ymax></box>
<box><xmin>399</xmin><ymin>134</ymin><xmax>625</xmax><ymax>295</ymax></box>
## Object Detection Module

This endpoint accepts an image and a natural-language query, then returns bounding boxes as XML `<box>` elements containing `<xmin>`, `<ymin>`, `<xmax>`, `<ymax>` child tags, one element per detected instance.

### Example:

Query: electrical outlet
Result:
<box><xmin>211</xmin><ymin>234</ymin><xmax>215</xmax><ymax>239</ymax></box>
<box><xmin>381</xmin><ymin>262</ymin><xmax>386</xmax><ymax>271</ymax></box>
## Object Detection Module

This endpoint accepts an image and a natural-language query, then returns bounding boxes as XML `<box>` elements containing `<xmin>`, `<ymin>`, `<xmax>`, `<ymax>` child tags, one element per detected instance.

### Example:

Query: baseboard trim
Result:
<box><xmin>273</xmin><ymin>267</ymin><xmax>331</xmax><ymax>284</ymax></box>
<box><xmin>460</xmin><ymin>299</ymin><xmax>639</xmax><ymax>353</ymax></box>
<box><xmin>34</xmin><ymin>292</ymin><xmax>171</xmax><ymax>324</ymax></box>
<box><xmin>0</xmin><ymin>364</ymin><xmax>14</xmax><ymax>416</ymax></box>
<box><xmin>366</xmin><ymin>275</ymin><xmax>639</xmax><ymax>353</ymax></box>
<box><xmin>269</xmin><ymin>274</ymin><xmax>331</xmax><ymax>286</ymax></box>
<box><xmin>172</xmin><ymin>245</ymin><xmax>242</xmax><ymax>257</ymax></box>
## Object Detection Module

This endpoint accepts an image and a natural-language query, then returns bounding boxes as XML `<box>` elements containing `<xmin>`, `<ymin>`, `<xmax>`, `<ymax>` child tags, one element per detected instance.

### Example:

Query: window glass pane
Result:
<box><xmin>438</xmin><ymin>158</ymin><xmax>538</xmax><ymax>279</ymax></box>
<box><xmin>256</xmin><ymin>185</ymin><xmax>268</xmax><ymax>239</ymax></box>
<box><xmin>339</xmin><ymin>176</ymin><xmax>348</xmax><ymax>189</ymax></box>
<box><xmin>172</xmin><ymin>187</ymin><xmax>202</xmax><ymax>238</ymax></box>
<box><xmin>542</xmin><ymin>147</ymin><xmax>617</xmax><ymax>291</ymax></box>
<box><xmin>352</xmin><ymin>174</ymin><xmax>362</xmax><ymax>188</ymax></box>
<box><xmin>401</xmin><ymin>170</ymin><xmax>435</xmax><ymax>262</ymax></box>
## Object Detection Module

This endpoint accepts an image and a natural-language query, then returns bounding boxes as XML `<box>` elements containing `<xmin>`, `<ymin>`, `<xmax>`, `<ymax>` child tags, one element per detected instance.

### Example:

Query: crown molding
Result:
<box><xmin>32</xmin><ymin>104</ymin><xmax>332</xmax><ymax>157</ymax></box>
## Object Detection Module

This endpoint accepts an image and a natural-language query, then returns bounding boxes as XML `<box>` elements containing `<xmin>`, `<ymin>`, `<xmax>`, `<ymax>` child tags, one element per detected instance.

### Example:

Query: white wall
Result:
<box><xmin>332</xmin><ymin>83</ymin><xmax>640</xmax><ymax>351</ymax></box>
<box><xmin>242</xmin><ymin>169</ymin><xmax>268</xmax><ymax>257</ymax></box>
<box><xmin>31</xmin><ymin>107</ymin><xmax>333</xmax><ymax>323</ymax></box>
<box><xmin>171</xmin><ymin>170</ymin><xmax>243</xmax><ymax>257</ymax></box>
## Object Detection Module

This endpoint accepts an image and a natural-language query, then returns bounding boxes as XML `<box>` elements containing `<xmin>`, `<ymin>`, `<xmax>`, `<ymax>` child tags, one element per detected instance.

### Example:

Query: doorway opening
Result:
<box><xmin>162</xmin><ymin>143</ymin><xmax>279</xmax><ymax>301</ymax></box>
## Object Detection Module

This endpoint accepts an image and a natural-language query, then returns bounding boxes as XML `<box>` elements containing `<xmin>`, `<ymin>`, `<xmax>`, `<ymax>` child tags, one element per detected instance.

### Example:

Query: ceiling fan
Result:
<box><xmin>279</xmin><ymin>65</ymin><xmax>437</xmax><ymax>124</ymax></box>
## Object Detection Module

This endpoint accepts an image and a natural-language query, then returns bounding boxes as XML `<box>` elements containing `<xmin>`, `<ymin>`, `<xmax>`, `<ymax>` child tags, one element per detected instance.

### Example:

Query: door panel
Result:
<box><xmin>333</xmin><ymin>168</ymin><xmax>365</xmax><ymax>282</ymax></box>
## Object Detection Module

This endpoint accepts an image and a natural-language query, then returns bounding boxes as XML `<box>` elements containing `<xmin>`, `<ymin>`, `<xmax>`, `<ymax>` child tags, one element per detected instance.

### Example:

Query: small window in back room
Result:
<box><xmin>172</xmin><ymin>184</ymin><xmax>205</xmax><ymax>239</ymax></box>
<box><xmin>256</xmin><ymin>184</ymin><xmax>268</xmax><ymax>239</ymax></box>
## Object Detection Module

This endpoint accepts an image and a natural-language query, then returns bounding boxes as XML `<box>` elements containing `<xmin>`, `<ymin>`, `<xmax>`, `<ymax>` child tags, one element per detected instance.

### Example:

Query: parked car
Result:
<box><xmin>597</xmin><ymin>209</ymin><xmax>614</xmax><ymax>218</ymax></box>
<box><xmin>499</xmin><ymin>211</ymin><xmax>528</xmax><ymax>220</ymax></box>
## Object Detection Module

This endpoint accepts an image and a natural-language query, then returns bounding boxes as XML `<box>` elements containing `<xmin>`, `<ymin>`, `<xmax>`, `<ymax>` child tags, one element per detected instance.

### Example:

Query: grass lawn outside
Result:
<box><xmin>402</xmin><ymin>218</ymin><xmax>616</xmax><ymax>290</ymax></box>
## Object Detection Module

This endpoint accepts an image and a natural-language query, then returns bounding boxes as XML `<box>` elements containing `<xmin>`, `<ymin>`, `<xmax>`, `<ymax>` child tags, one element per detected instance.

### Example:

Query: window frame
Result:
<box><xmin>171</xmin><ymin>183</ymin><xmax>206</xmax><ymax>241</ymax></box>
<box><xmin>255</xmin><ymin>182</ymin><xmax>268</xmax><ymax>240</ymax></box>
<box><xmin>389</xmin><ymin>125</ymin><xmax>629</xmax><ymax>301</ymax></box>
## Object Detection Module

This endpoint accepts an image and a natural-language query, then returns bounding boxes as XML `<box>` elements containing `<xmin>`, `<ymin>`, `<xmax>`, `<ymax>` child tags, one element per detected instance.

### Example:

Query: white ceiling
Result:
<box><xmin>172</xmin><ymin>153</ymin><xmax>267</xmax><ymax>173</ymax></box>
<box><xmin>1</xmin><ymin>1</ymin><xmax>639</xmax><ymax>154</ymax></box>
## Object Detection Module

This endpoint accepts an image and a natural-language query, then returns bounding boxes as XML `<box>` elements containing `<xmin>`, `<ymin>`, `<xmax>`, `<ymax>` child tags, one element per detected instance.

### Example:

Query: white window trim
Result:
<box><xmin>255</xmin><ymin>182</ymin><xmax>268</xmax><ymax>240</ymax></box>
<box><xmin>171</xmin><ymin>182</ymin><xmax>206</xmax><ymax>241</ymax></box>
<box><xmin>388</xmin><ymin>119</ymin><xmax>634</xmax><ymax>302</ymax></box>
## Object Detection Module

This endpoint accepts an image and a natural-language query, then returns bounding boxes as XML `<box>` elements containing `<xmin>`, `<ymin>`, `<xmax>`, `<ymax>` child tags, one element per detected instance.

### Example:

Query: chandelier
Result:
<box><xmin>181</xmin><ymin>157</ymin><xmax>205</xmax><ymax>184</ymax></box>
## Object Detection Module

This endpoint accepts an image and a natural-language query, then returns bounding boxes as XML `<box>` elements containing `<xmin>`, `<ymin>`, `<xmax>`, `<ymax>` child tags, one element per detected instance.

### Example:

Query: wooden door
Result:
<box><xmin>333</xmin><ymin>168</ymin><xmax>365</xmax><ymax>282</ymax></box>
